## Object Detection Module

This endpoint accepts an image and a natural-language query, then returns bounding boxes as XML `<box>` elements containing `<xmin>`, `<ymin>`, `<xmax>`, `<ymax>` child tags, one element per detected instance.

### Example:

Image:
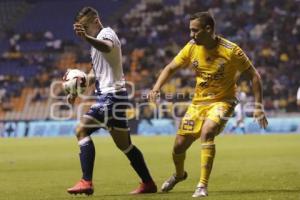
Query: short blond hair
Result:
<box><xmin>190</xmin><ymin>12</ymin><xmax>215</xmax><ymax>30</ymax></box>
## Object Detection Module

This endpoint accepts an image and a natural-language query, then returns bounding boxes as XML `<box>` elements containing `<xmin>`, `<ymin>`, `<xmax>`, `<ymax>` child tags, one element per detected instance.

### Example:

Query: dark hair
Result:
<box><xmin>190</xmin><ymin>12</ymin><xmax>215</xmax><ymax>30</ymax></box>
<box><xmin>75</xmin><ymin>6</ymin><xmax>99</xmax><ymax>22</ymax></box>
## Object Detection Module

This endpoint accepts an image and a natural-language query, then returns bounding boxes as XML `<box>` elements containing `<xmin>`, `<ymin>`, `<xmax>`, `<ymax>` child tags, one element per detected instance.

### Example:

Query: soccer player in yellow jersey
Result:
<box><xmin>148</xmin><ymin>12</ymin><xmax>268</xmax><ymax>198</ymax></box>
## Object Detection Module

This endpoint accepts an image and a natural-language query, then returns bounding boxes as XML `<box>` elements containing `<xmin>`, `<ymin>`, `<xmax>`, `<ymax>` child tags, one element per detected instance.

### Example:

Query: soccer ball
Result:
<box><xmin>62</xmin><ymin>69</ymin><xmax>87</xmax><ymax>95</ymax></box>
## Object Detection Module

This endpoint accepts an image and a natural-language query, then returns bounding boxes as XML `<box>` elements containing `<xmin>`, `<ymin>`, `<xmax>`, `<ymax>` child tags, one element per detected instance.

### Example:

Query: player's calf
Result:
<box><xmin>122</xmin><ymin>144</ymin><xmax>157</xmax><ymax>194</ymax></box>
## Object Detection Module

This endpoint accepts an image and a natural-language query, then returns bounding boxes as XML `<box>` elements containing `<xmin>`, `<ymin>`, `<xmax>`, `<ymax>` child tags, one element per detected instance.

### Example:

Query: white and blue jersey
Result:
<box><xmin>91</xmin><ymin>27</ymin><xmax>126</xmax><ymax>94</ymax></box>
<box><xmin>84</xmin><ymin>27</ymin><xmax>129</xmax><ymax>131</ymax></box>
<box><xmin>234</xmin><ymin>91</ymin><xmax>247</xmax><ymax>122</ymax></box>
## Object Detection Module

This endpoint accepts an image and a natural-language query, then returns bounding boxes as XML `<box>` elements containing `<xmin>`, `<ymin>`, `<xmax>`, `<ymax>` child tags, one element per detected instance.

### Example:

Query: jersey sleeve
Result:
<box><xmin>231</xmin><ymin>45</ymin><xmax>252</xmax><ymax>73</ymax></box>
<box><xmin>174</xmin><ymin>43</ymin><xmax>192</xmax><ymax>66</ymax></box>
<box><xmin>97</xmin><ymin>28</ymin><xmax>116</xmax><ymax>46</ymax></box>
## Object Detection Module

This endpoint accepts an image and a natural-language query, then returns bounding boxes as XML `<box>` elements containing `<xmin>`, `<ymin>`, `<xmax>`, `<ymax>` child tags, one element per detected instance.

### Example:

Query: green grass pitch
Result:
<box><xmin>1</xmin><ymin>134</ymin><xmax>300</xmax><ymax>200</ymax></box>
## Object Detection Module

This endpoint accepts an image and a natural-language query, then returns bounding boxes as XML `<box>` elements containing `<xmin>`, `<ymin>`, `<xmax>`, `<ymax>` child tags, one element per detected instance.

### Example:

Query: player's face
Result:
<box><xmin>80</xmin><ymin>17</ymin><xmax>100</xmax><ymax>37</ymax></box>
<box><xmin>189</xmin><ymin>19</ymin><xmax>211</xmax><ymax>45</ymax></box>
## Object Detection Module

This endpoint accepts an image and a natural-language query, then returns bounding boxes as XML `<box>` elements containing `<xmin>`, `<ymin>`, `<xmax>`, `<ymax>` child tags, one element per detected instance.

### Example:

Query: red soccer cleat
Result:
<box><xmin>130</xmin><ymin>181</ymin><xmax>157</xmax><ymax>194</ymax></box>
<box><xmin>67</xmin><ymin>179</ymin><xmax>94</xmax><ymax>195</ymax></box>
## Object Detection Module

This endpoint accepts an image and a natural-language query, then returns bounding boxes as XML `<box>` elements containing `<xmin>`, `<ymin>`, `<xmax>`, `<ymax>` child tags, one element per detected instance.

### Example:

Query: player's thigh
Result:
<box><xmin>76</xmin><ymin>116</ymin><xmax>101</xmax><ymax>140</ymax></box>
<box><xmin>201</xmin><ymin>102</ymin><xmax>235</xmax><ymax>142</ymax></box>
<box><xmin>108</xmin><ymin>100</ymin><xmax>131</xmax><ymax>151</ymax></box>
<box><xmin>173</xmin><ymin>134</ymin><xmax>196</xmax><ymax>154</ymax></box>
<box><xmin>109</xmin><ymin>129</ymin><xmax>131</xmax><ymax>151</ymax></box>
<box><xmin>177</xmin><ymin>104</ymin><xmax>206</xmax><ymax>139</ymax></box>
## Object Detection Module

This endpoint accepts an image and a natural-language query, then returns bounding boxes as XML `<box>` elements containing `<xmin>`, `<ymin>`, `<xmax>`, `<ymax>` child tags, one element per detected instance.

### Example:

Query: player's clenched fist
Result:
<box><xmin>73</xmin><ymin>23</ymin><xmax>87</xmax><ymax>39</ymax></box>
<box><xmin>253</xmin><ymin>109</ymin><xmax>268</xmax><ymax>129</ymax></box>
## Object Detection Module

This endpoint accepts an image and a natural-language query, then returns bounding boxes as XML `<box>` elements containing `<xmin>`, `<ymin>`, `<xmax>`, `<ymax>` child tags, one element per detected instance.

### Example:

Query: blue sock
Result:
<box><xmin>79</xmin><ymin>137</ymin><xmax>95</xmax><ymax>181</ymax></box>
<box><xmin>125</xmin><ymin>145</ymin><xmax>153</xmax><ymax>183</ymax></box>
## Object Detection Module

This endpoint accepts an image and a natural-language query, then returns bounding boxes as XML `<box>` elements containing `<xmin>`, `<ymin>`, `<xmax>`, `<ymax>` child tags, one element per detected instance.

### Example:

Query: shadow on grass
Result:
<box><xmin>99</xmin><ymin>188</ymin><xmax>300</xmax><ymax>198</ymax></box>
<box><xmin>101</xmin><ymin>190</ymin><xmax>194</xmax><ymax>198</ymax></box>
<box><xmin>60</xmin><ymin>188</ymin><xmax>300</xmax><ymax>200</ymax></box>
<box><xmin>211</xmin><ymin>188</ymin><xmax>300</xmax><ymax>196</ymax></box>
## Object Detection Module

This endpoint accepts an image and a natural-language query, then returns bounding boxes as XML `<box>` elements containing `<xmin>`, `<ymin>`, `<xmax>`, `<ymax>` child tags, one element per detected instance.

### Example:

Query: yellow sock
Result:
<box><xmin>199</xmin><ymin>141</ymin><xmax>215</xmax><ymax>187</ymax></box>
<box><xmin>173</xmin><ymin>152</ymin><xmax>186</xmax><ymax>177</ymax></box>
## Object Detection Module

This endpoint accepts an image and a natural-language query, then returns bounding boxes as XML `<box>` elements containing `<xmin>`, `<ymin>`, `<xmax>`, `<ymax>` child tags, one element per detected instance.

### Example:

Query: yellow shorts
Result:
<box><xmin>177</xmin><ymin>102</ymin><xmax>235</xmax><ymax>138</ymax></box>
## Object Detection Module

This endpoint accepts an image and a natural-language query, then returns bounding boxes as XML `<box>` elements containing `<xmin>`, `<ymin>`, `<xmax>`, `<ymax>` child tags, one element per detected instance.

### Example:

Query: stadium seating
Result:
<box><xmin>0</xmin><ymin>0</ymin><xmax>299</xmax><ymax>121</ymax></box>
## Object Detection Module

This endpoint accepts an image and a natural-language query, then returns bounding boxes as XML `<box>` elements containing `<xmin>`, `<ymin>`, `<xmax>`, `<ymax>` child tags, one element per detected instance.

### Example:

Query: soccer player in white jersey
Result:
<box><xmin>67</xmin><ymin>6</ymin><xmax>157</xmax><ymax>195</ymax></box>
<box><xmin>230</xmin><ymin>90</ymin><xmax>247</xmax><ymax>133</ymax></box>
<box><xmin>297</xmin><ymin>86</ymin><xmax>300</xmax><ymax>107</ymax></box>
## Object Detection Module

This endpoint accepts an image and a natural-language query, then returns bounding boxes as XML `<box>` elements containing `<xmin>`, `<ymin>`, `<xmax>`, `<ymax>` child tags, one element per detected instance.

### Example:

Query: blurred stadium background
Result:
<box><xmin>0</xmin><ymin>0</ymin><xmax>300</xmax><ymax>137</ymax></box>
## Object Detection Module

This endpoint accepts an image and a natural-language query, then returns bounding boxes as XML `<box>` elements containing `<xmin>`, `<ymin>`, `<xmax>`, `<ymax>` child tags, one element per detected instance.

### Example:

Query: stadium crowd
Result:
<box><xmin>0</xmin><ymin>0</ymin><xmax>299</xmax><ymax>120</ymax></box>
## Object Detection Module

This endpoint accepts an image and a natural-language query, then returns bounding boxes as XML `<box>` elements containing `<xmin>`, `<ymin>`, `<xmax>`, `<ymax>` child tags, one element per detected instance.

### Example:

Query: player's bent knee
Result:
<box><xmin>113</xmin><ymin>135</ymin><xmax>132</xmax><ymax>151</ymax></box>
<box><xmin>173</xmin><ymin>142</ymin><xmax>187</xmax><ymax>154</ymax></box>
<box><xmin>173</xmin><ymin>135</ymin><xmax>195</xmax><ymax>154</ymax></box>
<box><xmin>173</xmin><ymin>146</ymin><xmax>185</xmax><ymax>154</ymax></box>
<box><xmin>201</xmin><ymin>128</ymin><xmax>218</xmax><ymax>142</ymax></box>
<box><xmin>110</xmin><ymin>129</ymin><xmax>132</xmax><ymax>151</ymax></box>
<box><xmin>115</xmin><ymin>142</ymin><xmax>131</xmax><ymax>151</ymax></box>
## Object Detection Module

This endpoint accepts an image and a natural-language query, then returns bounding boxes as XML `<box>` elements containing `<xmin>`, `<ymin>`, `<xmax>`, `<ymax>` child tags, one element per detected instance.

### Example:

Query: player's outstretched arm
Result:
<box><xmin>242</xmin><ymin>65</ymin><xmax>268</xmax><ymax>129</ymax></box>
<box><xmin>149</xmin><ymin>60</ymin><xmax>181</xmax><ymax>102</ymax></box>
<box><xmin>73</xmin><ymin>23</ymin><xmax>113</xmax><ymax>53</ymax></box>
<box><xmin>84</xmin><ymin>35</ymin><xmax>113</xmax><ymax>53</ymax></box>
